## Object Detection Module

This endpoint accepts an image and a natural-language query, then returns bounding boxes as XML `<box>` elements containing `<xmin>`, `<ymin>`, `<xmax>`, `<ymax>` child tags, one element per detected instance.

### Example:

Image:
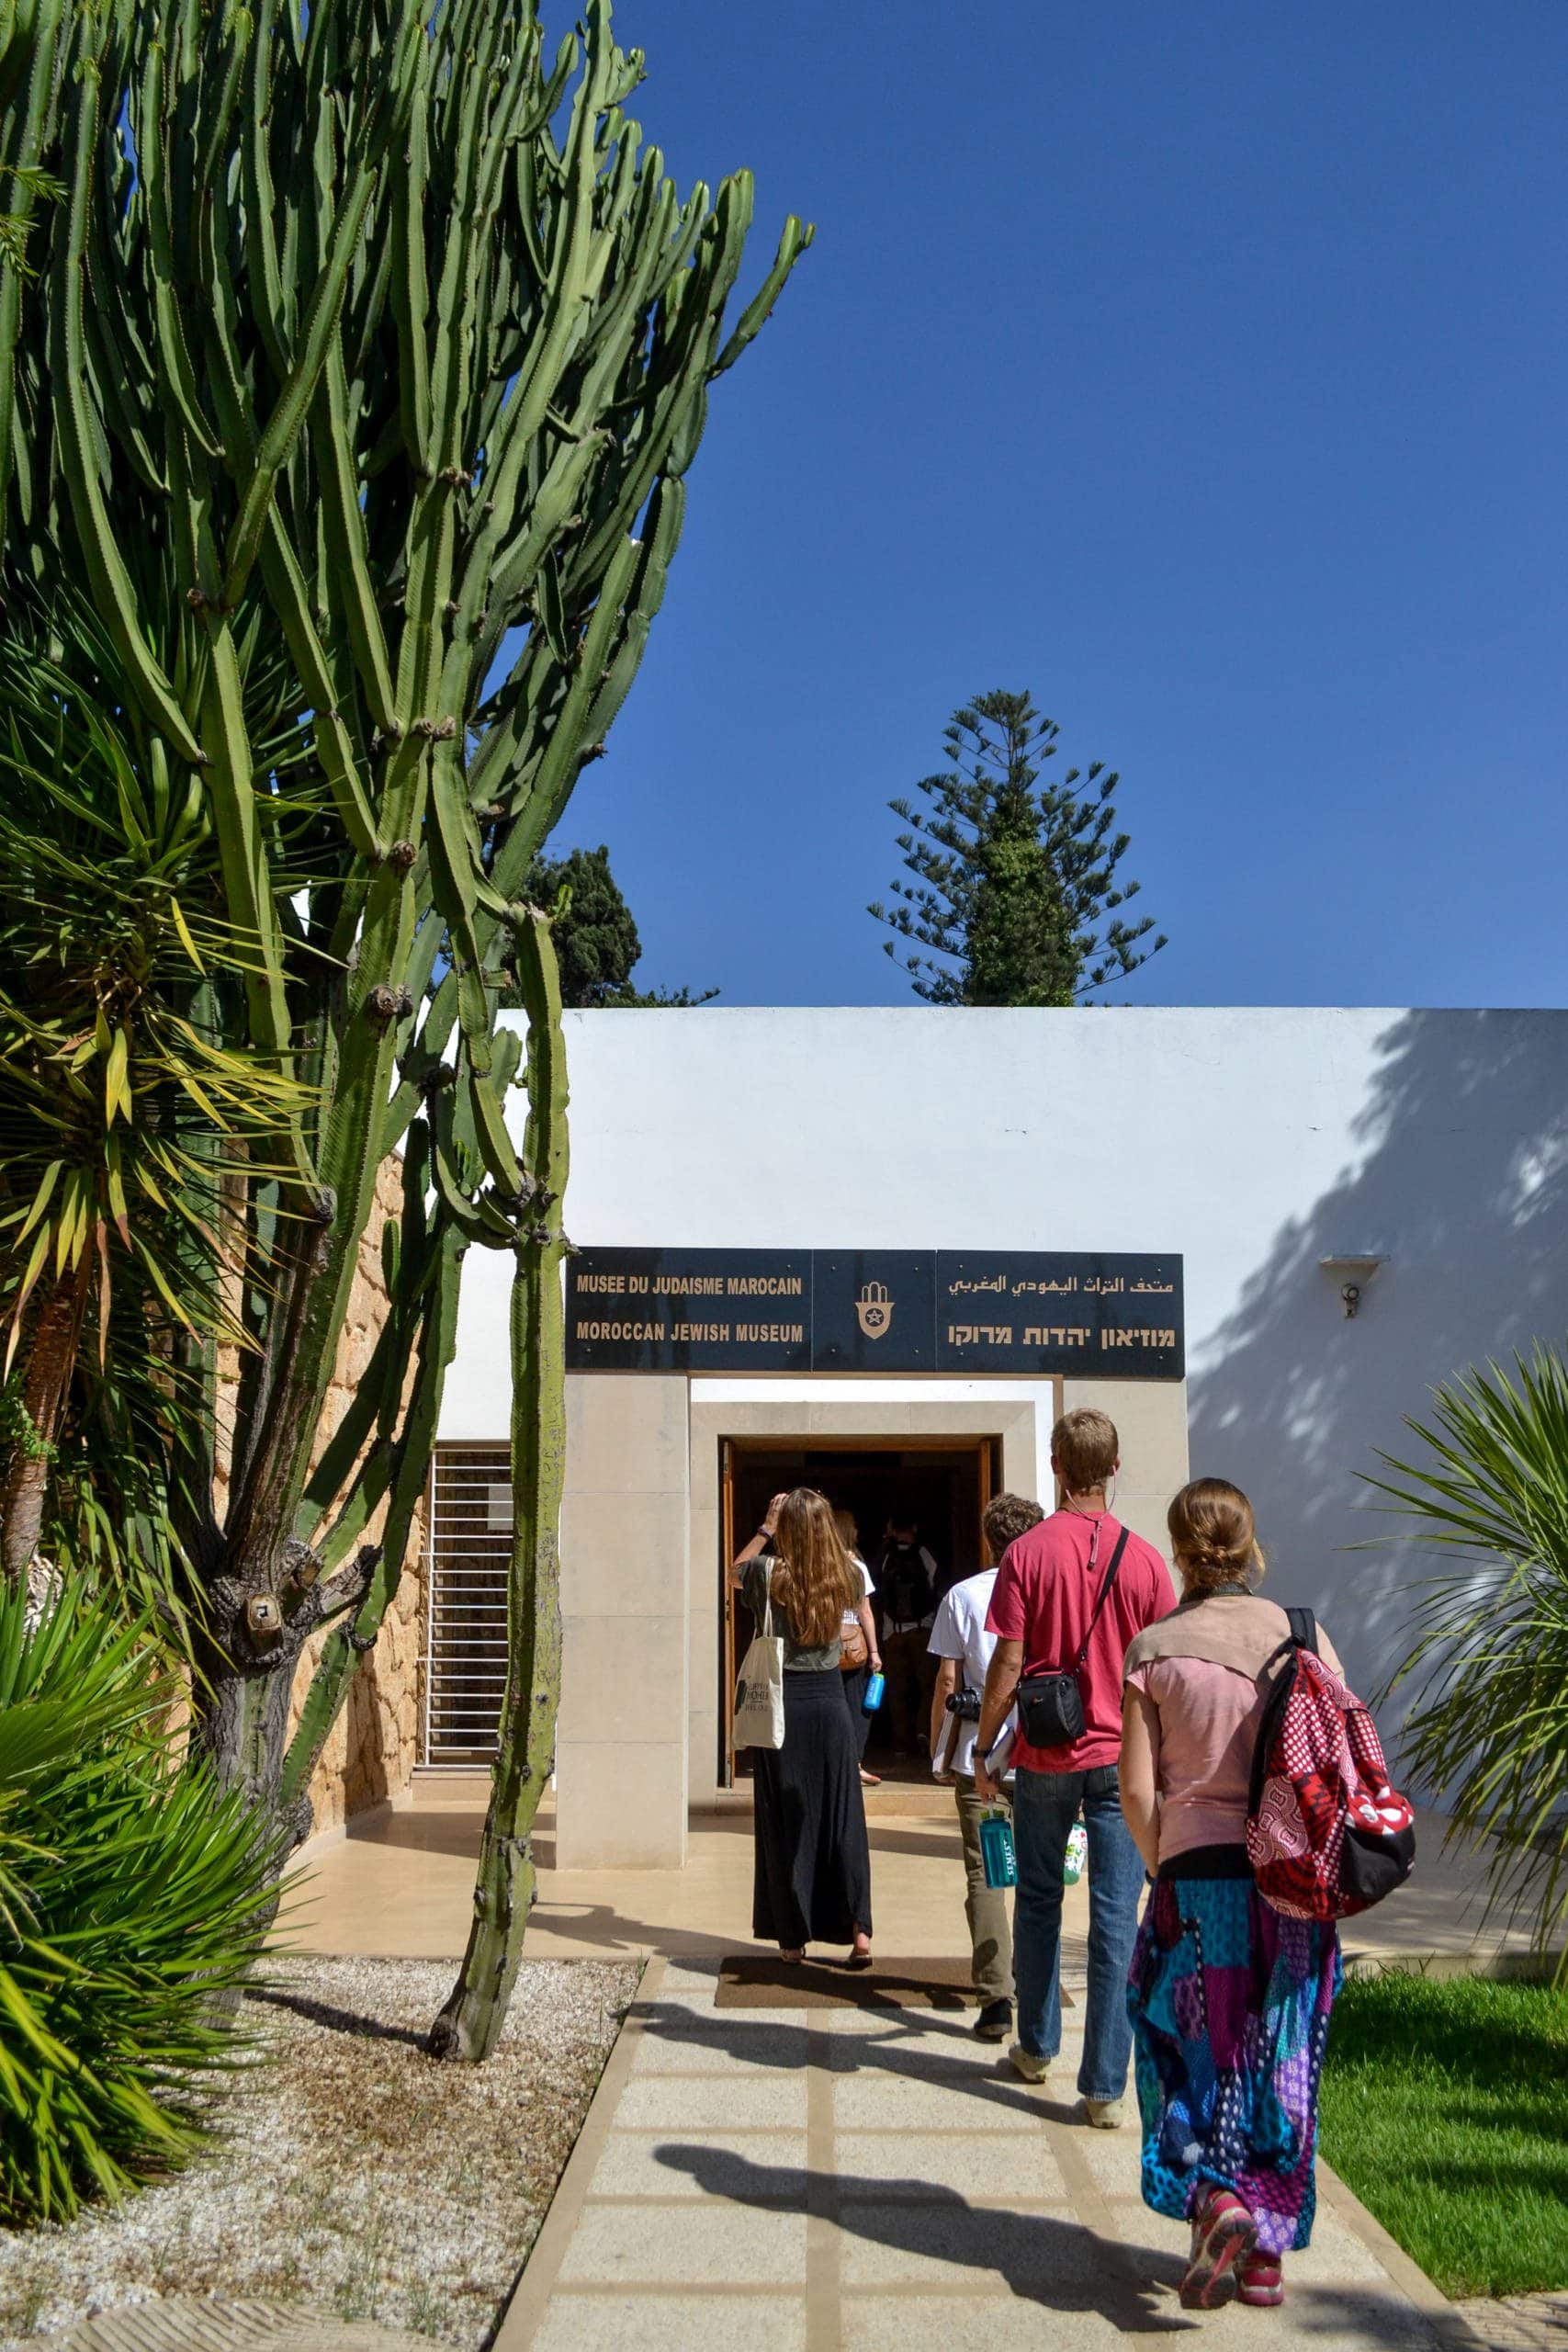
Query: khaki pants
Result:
<box><xmin>953</xmin><ymin>1772</ymin><xmax>1014</xmax><ymax>2006</ymax></box>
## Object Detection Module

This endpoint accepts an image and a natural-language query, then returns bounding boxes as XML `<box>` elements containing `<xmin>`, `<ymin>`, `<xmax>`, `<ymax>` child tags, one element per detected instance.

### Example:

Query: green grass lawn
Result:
<box><xmin>1317</xmin><ymin>1970</ymin><xmax>1568</xmax><ymax>2301</ymax></box>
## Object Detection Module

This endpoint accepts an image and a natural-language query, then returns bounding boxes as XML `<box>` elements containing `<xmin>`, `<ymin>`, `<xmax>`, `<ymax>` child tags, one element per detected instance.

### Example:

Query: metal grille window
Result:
<box><xmin>424</xmin><ymin>1446</ymin><xmax>512</xmax><ymax>1763</ymax></box>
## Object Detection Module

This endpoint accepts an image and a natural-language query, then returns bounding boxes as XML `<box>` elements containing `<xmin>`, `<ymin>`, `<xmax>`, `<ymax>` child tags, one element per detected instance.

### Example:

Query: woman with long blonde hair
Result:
<box><xmin>732</xmin><ymin>1487</ymin><xmax>874</xmax><ymax>1963</ymax></box>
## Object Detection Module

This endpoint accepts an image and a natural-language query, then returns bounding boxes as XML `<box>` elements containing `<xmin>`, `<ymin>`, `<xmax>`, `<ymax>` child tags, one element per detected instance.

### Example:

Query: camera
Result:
<box><xmin>945</xmin><ymin>1685</ymin><xmax>983</xmax><ymax>1722</ymax></box>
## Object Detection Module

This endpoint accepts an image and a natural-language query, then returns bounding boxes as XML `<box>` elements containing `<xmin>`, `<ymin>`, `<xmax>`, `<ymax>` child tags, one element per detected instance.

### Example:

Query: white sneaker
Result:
<box><xmin>1007</xmin><ymin>2041</ymin><xmax>1051</xmax><ymax>2083</ymax></box>
<box><xmin>1080</xmin><ymin>2096</ymin><xmax>1126</xmax><ymax>2129</ymax></box>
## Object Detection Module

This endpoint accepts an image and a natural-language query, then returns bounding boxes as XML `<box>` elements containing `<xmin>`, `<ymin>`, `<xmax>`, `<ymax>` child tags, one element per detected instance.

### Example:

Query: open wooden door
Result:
<box><xmin>977</xmin><ymin>1435</ymin><xmax>998</xmax><ymax>1540</ymax></box>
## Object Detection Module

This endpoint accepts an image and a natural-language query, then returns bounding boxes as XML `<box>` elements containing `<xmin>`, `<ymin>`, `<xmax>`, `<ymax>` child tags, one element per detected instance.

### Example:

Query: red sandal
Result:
<box><xmin>1237</xmin><ymin>2255</ymin><xmax>1284</xmax><ymax>2307</ymax></box>
<box><xmin>1180</xmin><ymin>2189</ymin><xmax>1257</xmax><ymax>2309</ymax></box>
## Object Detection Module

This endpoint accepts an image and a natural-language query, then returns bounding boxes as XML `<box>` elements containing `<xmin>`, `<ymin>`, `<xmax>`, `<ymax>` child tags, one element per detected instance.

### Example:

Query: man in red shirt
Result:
<box><xmin>975</xmin><ymin>1408</ymin><xmax>1173</xmax><ymax>2125</ymax></box>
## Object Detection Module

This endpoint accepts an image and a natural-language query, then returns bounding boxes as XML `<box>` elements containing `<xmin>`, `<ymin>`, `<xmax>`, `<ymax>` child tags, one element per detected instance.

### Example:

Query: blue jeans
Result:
<box><xmin>1011</xmin><ymin>1761</ymin><xmax>1145</xmax><ymax>2102</ymax></box>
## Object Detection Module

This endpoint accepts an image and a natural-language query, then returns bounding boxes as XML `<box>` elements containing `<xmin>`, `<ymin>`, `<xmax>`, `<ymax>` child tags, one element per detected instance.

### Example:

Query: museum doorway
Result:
<box><xmin>718</xmin><ymin>1434</ymin><xmax>1002</xmax><ymax>1788</ymax></box>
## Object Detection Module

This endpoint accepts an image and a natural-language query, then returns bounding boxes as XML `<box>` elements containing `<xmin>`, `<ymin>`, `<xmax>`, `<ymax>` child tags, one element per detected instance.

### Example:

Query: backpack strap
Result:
<box><xmin>1070</xmin><ymin>1527</ymin><xmax>1132</xmax><ymax>1673</ymax></box>
<box><xmin>1249</xmin><ymin>1610</ymin><xmax>1320</xmax><ymax>1819</ymax></box>
<box><xmin>1286</xmin><ymin>1606</ymin><xmax>1319</xmax><ymax>1656</ymax></box>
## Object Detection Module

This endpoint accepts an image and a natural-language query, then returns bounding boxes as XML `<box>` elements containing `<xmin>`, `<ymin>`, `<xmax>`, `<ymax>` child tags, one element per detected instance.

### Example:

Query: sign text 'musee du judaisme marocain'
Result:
<box><xmin>565</xmin><ymin>1250</ymin><xmax>1184</xmax><ymax>1378</ymax></box>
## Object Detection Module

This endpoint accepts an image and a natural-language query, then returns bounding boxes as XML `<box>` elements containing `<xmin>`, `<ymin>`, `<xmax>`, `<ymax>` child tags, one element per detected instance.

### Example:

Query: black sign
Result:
<box><xmin>566</xmin><ymin>1250</ymin><xmax>1183</xmax><ymax>1379</ymax></box>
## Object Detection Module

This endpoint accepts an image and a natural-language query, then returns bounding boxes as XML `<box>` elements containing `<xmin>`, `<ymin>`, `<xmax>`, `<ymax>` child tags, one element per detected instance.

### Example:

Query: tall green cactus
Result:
<box><xmin>0</xmin><ymin>1</ymin><xmax>809</xmax><ymax>1845</ymax></box>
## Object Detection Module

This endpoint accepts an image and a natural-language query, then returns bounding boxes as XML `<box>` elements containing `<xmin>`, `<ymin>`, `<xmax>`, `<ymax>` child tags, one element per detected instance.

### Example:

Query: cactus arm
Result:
<box><xmin>256</xmin><ymin>509</ymin><xmax>382</xmax><ymax>857</ymax></box>
<box><xmin>242</xmin><ymin>0</ymin><xmax>293</xmax><ymax>382</ymax></box>
<box><xmin>220</xmin><ymin>152</ymin><xmax>383</xmax><ymax>609</ymax></box>
<box><xmin>711</xmin><ymin>210</ymin><xmax>817</xmax><ymax>379</ymax></box>
<box><xmin>492</xmin><ymin>30</ymin><xmax>612</xmax><ymax>462</ymax></box>
<box><xmin>312</xmin><ymin>342</ymin><xmax>397</xmax><ymax>730</ymax></box>
<box><xmin>52</xmin><ymin>36</ymin><xmax>205</xmax><ymax>766</ymax></box>
<box><xmin>429</xmin><ymin>906</ymin><xmax>568</xmax><ymax>2063</ymax></box>
<box><xmin>389</xmin><ymin>37</ymin><xmax>432</xmax><ymax>469</ymax></box>
<box><xmin>476</xmin><ymin>527</ymin><xmax>641</xmax><ymax>876</ymax></box>
<box><xmin>193</xmin><ymin>616</ymin><xmax>299</xmax><ymax>1075</ymax></box>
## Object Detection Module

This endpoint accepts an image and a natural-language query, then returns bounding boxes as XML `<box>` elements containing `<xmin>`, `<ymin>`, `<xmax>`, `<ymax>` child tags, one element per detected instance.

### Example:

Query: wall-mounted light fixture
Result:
<box><xmin>1319</xmin><ymin>1254</ymin><xmax>1386</xmax><ymax>1319</ymax></box>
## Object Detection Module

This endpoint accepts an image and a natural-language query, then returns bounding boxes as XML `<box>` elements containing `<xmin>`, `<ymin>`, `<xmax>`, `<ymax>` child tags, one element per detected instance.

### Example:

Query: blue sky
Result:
<box><xmin>547</xmin><ymin>1</ymin><xmax>1568</xmax><ymax>1010</ymax></box>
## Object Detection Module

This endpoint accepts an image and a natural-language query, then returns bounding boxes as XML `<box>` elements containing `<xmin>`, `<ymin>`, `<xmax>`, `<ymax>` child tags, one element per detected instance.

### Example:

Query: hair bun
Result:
<box><xmin>1167</xmin><ymin>1476</ymin><xmax>1264</xmax><ymax>1591</ymax></box>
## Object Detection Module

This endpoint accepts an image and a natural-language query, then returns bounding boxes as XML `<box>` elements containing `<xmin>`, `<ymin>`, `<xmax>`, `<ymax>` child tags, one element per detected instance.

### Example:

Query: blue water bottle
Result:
<box><xmin>979</xmin><ymin>1808</ymin><xmax>1017</xmax><ymax>1891</ymax></box>
<box><xmin>862</xmin><ymin>1670</ymin><xmax>885</xmax><ymax>1714</ymax></box>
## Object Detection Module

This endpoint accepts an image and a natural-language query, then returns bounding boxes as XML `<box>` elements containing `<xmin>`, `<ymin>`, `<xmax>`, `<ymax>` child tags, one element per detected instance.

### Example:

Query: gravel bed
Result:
<box><xmin>0</xmin><ymin>1957</ymin><xmax>639</xmax><ymax>2350</ymax></box>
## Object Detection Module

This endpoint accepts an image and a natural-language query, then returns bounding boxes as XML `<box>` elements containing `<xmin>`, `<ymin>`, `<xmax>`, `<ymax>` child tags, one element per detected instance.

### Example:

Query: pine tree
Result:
<box><xmin>511</xmin><ymin>844</ymin><xmax>716</xmax><ymax>1008</ymax></box>
<box><xmin>870</xmin><ymin>692</ymin><xmax>1167</xmax><ymax>1004</ymax></box>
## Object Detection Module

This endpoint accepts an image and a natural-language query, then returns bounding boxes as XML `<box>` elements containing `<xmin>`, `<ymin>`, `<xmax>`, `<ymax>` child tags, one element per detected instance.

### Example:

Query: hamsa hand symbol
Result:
<box><xmin>855</xmin><ymin>1281</ymin><xmax>893</xmax><ymax>1340</ymax></box>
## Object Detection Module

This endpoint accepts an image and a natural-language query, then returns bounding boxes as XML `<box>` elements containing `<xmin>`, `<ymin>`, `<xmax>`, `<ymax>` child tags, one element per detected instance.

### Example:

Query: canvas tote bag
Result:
<box><xmin>734</xmin><ymin>1580</ymin><xmax>785</xmax><ymax>1751</ymax></box>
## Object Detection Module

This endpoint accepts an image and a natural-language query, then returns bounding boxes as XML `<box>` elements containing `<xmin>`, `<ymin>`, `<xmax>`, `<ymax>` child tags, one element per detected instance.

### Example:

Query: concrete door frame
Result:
<box><xmin>686</xmin><ymin>1396</ymin><xmax>1043</xmax><ymax>1815</ymax></box>
<box><xmin>553</xmin><ymin>1373</ymin><xmax>1186</xmax><ymax>1870</ymax></box>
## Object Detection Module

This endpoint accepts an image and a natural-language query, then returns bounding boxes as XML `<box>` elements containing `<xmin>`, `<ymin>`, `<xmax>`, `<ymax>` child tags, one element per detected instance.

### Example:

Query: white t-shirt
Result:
<box><xmin>840</xmin><ymin>1555</ymin><xmax>874</xmax><ymax>1633</ymax></box>
<box><xmin>927</xmin><ymin>1568</ymin><xmax>1016</xmax><ymax>1780</ymax></box>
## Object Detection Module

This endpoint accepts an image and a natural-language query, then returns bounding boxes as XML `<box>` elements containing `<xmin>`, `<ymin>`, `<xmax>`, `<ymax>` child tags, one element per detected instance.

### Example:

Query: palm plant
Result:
<box><xmin>1368</xmin><ymin>1344</ymin><xmax>1568</xmax><ymax>1982</ymax></box>
<box><xmin>0</xmin><ymin>1576</ymin><xmax>284</xmax><ymax>2224</ymax></box>
<box><xmin>0</xmin><ymin>624</ymin><xmax>307</xmax><ymax>1604</ymax></box>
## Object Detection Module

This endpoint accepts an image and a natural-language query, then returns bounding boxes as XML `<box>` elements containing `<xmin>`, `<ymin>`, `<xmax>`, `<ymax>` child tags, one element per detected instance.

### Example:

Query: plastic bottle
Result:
<box><xmin>862</xmin><ymin>1671</ymin><xmax>885</xmax><ymax>1714</ymax></box>
<box><xmin>979</xmin><ymin>1807</ymin><xmax>1017</xmax><ymax>1890</ymax></box>
<box><xmin>1064</xmin><ymin>1821</ymin><xmax>1088</xmax><ymax>1884</ymax></box>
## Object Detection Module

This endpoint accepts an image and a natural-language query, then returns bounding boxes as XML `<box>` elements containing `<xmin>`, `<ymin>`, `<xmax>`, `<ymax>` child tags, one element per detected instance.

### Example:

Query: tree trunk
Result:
<box><xmin>0</xmin><ymin>1262</ymin><xmax>91</xmax><ymax>1584</ymax></box>
<box><xmin>430</xmin><ymin>915</ymin><xmax>568</xmax><ymax>2064</ymax></box>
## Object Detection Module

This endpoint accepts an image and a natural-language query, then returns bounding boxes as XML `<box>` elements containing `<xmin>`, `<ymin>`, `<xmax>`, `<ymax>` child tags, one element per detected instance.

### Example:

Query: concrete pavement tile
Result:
<box><xmin>1073</xmin><ymin>2130</ymin><xmax>1149</xmax><ymax>2194</ymax></box>
<box><xmin>656</xmin><ymin>1962</ymin><xmax>726</xmax><ymax>1997</ymax></box>
<box><xmin>557</xmin><ymin>2200</ymin><xmax>808</xmax><ymax>2286</ymax></box>
<box><xmin>1290</xmin><ymin>2220</ymin><xmax>1404</xmax><ymax>2287</ymax></box>
<box><xmin>824</xmin><ymin>2003</ymin><xmax>980</xmax><ymax>2035</ymax></box>
<box><xmin>834</xmin><ymin>2052</ymin><xmax>1032</xmax><ymax>2103</ymax></box>
<box><xmin>840</xmin><ymin>2296</ymin><xmax>1127</xmax><ymax>2351</ymax></box>
<box><xmin>630</xmin><ymin>2018</ymin><xmax>810</xmax><ymax>2072</ymax></box>
<box><xmin>532</xmin><ymin>2292</ymin><xmax>807</xmax><ymax>2351</ymax></box>
<box><xmin>833</xmin><ymin>2067</ymin><xmax>1043</xmax><ymax>2131</ymax></box>
<box><xmin>1222</xmin><ymin>2283</ymin><xmax>1448</xmax><ymax>2347</ymax></box>
<box><xmin>838</xmin><ymin>2131</ymin><xmax>1068</xmax><ymax>2201</ymax></box>
<box><xmin>615</xmin><ymin>2072</ymin><xmax>808</xmax><ymax>2128</ymax></box>
<box><xmin>586</xmin><ymin>2130</ymin><xmax>808</xmax><ymax>2200</ymax></box>
<box><xmin>836</xmin><ymin>2199</ymin><xmax>1098</xmax><ymax>2289</ymax></box>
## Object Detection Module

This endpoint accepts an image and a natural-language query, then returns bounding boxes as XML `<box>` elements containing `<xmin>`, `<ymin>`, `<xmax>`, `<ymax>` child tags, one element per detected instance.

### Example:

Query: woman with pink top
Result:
<box><xmin>1119</xmin><ymin>1479</ymin><xmax>1344</xmax><ymax>2313</ymax></box>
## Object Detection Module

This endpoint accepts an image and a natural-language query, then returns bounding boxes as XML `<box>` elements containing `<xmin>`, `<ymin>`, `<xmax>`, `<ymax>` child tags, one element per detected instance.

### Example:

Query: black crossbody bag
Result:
<box><xmin>1016</xmin><ymin>1525</ymin><xmax>1131</xmax><ymax>1748</ymax></box>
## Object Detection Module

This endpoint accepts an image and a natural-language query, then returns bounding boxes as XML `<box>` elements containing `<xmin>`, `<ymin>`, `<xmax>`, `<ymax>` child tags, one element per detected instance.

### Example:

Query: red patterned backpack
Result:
<box><xmin>1246</xmin><ymin>1609</ymin><xmax>1416</xmax><ymax>1922</ymax></box>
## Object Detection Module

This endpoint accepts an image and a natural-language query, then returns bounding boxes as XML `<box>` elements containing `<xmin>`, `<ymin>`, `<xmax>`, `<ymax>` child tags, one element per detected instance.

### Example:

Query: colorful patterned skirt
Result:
<box><xmin>1126</xmin><ymin>1857</ymin><xmax>1340</xmax><ymax>2256</ymax></box>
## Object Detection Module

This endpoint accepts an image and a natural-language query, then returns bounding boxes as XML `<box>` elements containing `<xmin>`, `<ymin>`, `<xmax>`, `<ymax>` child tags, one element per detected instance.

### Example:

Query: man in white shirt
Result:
<box><xmin>928</xmin><ymin>1491</ymin><xmax>1045</xmax><ymax>2041</ymax></box>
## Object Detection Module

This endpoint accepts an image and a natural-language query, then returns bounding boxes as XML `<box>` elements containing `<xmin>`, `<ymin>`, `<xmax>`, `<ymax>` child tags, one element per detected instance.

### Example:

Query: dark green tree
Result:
<box><xmin>870</xmin><ymin>691</ymin><xmax>1168</xmax><ymax>1004</ymax></box>
<box><xmin>513</xmin><ymin>844</ymin><xmax>716</xmax><ymax>1008</ymax></box>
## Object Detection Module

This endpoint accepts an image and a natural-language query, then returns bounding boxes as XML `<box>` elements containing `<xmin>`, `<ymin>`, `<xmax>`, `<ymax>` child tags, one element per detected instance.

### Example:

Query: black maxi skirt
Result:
<box><xmin>752</xmin><ymin>1668</ymin><xmax>874</xmax><ymax>1947</ymax></box>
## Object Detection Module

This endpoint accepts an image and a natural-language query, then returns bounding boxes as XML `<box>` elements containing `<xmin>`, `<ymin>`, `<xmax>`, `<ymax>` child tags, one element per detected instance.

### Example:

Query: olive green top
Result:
<box><xmin>742</xmin><ymin>1556</ymin><xmax>842</xmax><ymax>1673</ymax></box>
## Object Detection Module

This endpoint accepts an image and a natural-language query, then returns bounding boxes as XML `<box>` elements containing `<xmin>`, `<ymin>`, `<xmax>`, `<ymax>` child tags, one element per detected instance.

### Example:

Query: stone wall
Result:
<box><xmin>229</xmin><ymin>1153</ymin><xmax>425</xmax><ymax>1837</ymax></box>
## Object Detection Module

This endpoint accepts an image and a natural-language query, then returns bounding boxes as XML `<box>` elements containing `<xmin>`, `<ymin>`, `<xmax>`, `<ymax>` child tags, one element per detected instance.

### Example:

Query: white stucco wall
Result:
<box><xmin>441</xmin><ymin>1006</ymin><xmax>1568</xmax><ymax>1741</ymax></box>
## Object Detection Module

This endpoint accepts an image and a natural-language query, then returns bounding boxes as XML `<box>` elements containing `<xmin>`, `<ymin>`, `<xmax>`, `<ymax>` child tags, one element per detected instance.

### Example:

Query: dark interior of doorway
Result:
<box><xmin>723</xmin><ymin>1437</ymin><xmax>1001</xmax><ymax>1788</ymax></box>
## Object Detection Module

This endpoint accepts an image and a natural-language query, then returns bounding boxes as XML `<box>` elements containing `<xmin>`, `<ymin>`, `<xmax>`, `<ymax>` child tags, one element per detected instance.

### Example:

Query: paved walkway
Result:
<box><xmin>495</xmin><ymin>1953</ymin><xmax>1483</xmax><ymax>2352</ymax></box>
<box><xmin>294</xmin><ymin>1781</ymin><xmax>1535</xmax><ymax>1975</ymax></box>
<box><xmin>57</xmin><ymin>1786</ymin><xmax>1547</xmax><ymax>2352</ymax></box>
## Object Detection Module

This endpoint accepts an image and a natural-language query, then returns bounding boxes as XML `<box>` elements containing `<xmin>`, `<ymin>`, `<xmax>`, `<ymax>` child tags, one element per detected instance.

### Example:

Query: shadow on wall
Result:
<box><xmin>1188</xmin><ymin>1010</ymin><xmax>1568</xmax><ymax>1758</ymax></box>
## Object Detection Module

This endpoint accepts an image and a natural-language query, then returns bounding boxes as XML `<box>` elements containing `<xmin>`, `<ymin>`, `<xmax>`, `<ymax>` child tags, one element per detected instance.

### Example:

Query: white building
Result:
<box><xmin>429</xmin><ymin>1006</ymin><xmax>1568</xmax><ymax>1869</ymax></box>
